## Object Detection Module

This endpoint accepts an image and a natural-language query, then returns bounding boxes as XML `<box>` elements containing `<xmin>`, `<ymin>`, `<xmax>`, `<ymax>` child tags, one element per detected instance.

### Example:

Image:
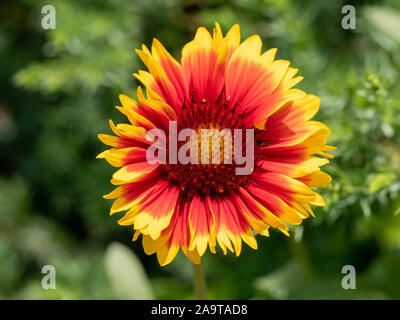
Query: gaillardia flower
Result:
<box><xmin>97</xmin><ymin>23</ymin><xmax>335</xmax><ymax>266</ymax></box>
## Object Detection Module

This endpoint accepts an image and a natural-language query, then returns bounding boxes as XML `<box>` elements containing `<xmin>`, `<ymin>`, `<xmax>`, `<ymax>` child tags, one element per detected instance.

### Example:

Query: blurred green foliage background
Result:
<box><xmin>1</xmin><ymin>0</ymin><xmax>400</xmax><ymax>299</ymax></box>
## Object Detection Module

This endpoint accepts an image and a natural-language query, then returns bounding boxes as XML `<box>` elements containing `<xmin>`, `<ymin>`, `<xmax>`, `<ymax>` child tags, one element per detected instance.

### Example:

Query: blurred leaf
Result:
<box><xmin>360</xmin><ymin>198</ymin><xmax>372</xmax><ymax>219</ymax></box>
<box><xmin>289</xmin><ymin>279</ymin><xmax>387</xmax><ymax>300</ymax></box>
<box><xmin>254</xmin><ymin>262</ymin><xmax>302</xmax><ymax>299</ymax></box>
<box><xmin>364</xmin><ymin>6</ymin><xmax>400</xmax><ymax>50</ymax></box>
<box><xmin>363</xmin><ymin>249</ymin><xmax>400</xmax><ymax>298</ymax></box>
<box><xmin>104</xmin><ymin>242</ymin><xmax>154</xmax><ymax>300</ymax></box>
<box><xmin>368</xmin><ymin>172</ymin><xmax>397</xmax><ymax>193</ymax></box>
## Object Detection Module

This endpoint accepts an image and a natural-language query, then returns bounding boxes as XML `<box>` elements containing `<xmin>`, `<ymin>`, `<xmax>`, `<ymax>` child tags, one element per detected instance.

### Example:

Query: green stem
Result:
<box><xmin>192</xmin><ymin>262</ymin><xmax>207</xmax><ymax>300</ymax></box>
<box><xmin>289</xmin><ymin>236</ymin><xmax>313</xmax><ymax>281</ymax></box>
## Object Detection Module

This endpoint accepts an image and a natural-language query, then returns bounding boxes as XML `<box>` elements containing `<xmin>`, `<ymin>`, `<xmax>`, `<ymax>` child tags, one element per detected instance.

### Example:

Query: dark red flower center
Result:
<box><xmin>162</xmin><ymin>91</ymin><xmax>260</xmax><ymax>198</ymax></box>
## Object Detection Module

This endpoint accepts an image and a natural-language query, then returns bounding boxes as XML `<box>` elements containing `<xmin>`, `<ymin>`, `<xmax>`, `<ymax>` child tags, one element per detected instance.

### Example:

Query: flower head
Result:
<box><xmin>97</xmin><ymin>23</ymin><xmax>335</xmax><ymax>266</ymax></box>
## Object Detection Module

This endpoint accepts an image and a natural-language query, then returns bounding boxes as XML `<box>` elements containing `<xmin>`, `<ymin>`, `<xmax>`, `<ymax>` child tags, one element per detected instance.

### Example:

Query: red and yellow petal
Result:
<box><xmin>225</xmin><ymin>35</ymin><xmax>304</xmax><ymax>127</ymax></box>
<box><xmin>259</xmin><ymin>157</ymin><xmax>330</xmax><ymax>178</ymax></box>
<box><xmin>155</xmin><ymin>200</ymin><xmax>201</xmax><ymax>266</ymax></box>
<box><xmin>134</xmin><ymin>51</ymin><xmax>182</xmax><ymax>111</ymax></box>
<box><xmin>181</xmin><ymin>27</ymin><xmax>224</xmax><ymax>104</ymax></box>
<box><xmin>104</xmin><ymin>168</ymin><xmax>162</xmax><ymax>214</ymax></box>
<box><xmin>188</xmin><ymin>195</ymin><xmax>216</xmax><ymax>256</ymax></box>
<box><xmin>96</xmin><ymin>147</ymin><xmax>148</xmax><ymax>167</ymax></box>
<box><xmin>133</xmin><ymin>184</ymin><xmax>180</xmax><ymax>240</ymax></box>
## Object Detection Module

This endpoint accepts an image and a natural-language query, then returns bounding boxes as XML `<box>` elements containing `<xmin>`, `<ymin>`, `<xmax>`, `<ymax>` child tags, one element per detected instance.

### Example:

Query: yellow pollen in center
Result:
<box><xmin>191</xmin><ymin>124</ymin><xmax>233</xmax><ymax>165</ymax></box>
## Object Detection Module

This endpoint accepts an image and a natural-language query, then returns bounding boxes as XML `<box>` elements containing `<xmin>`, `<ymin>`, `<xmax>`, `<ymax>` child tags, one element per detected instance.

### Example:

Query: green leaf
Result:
<box><xmin>104</xmin><ymin>242</ymin><xmax>154</xmax><ymax>300</ymax></box>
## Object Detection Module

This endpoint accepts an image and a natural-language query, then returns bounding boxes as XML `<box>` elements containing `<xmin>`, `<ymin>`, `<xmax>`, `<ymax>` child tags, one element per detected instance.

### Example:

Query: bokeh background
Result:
<box><xmin>1</xmin><ymin>0</ymin><xmax>400</xmax><ymax>299</ymax></box>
